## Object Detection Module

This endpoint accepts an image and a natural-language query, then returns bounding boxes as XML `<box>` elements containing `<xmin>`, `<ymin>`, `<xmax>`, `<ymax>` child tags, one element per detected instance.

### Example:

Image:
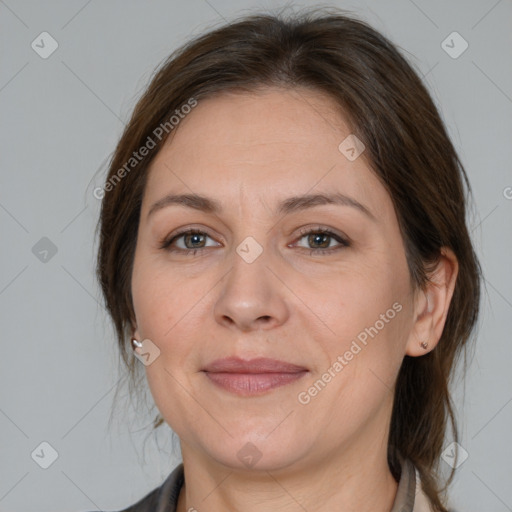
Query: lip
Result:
<box><xmin>202</xmin><ymin>357</ymin><xmax>308</xmax><ymax>373</ymax></box>
<box><xmin>202</xmin><ymin>357</ymin><xmax>308</xmax><ymax>396</ymax></box>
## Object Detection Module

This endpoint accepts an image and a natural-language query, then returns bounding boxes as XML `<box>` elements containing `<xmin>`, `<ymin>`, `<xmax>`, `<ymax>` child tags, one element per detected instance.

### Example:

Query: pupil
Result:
<box><xmin>310</xmin><ymin>233</ymin><xmax>328</xmax><ymax>248</ymax></box>
<box><xmin>188</xmin><ymin>233</ymin><xmax>204</xmax><ymax>247</ymax></box>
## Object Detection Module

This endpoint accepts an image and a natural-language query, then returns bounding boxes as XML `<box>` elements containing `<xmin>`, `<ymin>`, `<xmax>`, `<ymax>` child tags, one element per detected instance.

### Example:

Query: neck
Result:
<box><xmin>176</xmin><ymin>432</ymin><xmax>398</xmax><ymax>512</ymax></box>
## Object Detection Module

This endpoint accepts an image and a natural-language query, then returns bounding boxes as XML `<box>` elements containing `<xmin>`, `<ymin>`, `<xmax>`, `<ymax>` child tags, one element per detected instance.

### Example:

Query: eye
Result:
<box><xmin>293</xmin><ymin>226</ymin><xmax>350</xmax><ymax>255</ymax></box>
<box><xmin>160</xmin><ymin>229</ymin><xmax>219</xmax><ymax>255</ymax></box>
<box><xmin>159</xmin><ymin>225</ymin><xmax>350</xmax><ymax>257</ymax></box>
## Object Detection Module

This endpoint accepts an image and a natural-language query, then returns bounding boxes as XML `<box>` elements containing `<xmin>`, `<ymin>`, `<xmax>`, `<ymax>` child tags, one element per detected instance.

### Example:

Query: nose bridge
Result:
<box><xmin>228</xmin><ymin>184</ymin><xmax>273</xmax><ymax>281</ymax></box>
<box><xmin>213</xmin><ymin>228</ymin><xmax>288</xmax><ymax>330</ymax></box>
<box><xmin>225</xmin><ymin>232</ymin><xmax>272</xmax><ymax>299</ymax></box>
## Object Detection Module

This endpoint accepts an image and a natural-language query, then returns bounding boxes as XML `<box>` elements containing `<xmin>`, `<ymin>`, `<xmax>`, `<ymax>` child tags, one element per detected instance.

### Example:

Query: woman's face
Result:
<box><xmin>131</xmin><ymin>87</ymin><xmax>420</xmax><ymax>471</ymax></box>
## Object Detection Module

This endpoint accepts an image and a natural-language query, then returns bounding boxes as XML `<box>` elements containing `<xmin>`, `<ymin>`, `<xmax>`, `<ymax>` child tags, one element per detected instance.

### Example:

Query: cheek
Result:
<box><xmin>131</xmin><ymin>249</ymin><xmax>183</xmax><ymax>338</ymax></box>
<box><xmin>131</xmin><ymin>262</ymin><xmax>204</xmax><ymax>425</ymax></box>
<box><xmin>131</xmin><ymin>274</ymin><xmax>169</xmax><ymax>339</ymax></box>
<box><xmin>314</xmin><ymin>299</ymin><xmax>409</xmax><ymax>420</ymax></box>
<box><xmin>131</xmin><ymin>255</ymin><xmax>207</xmax><ymax>369</ymax></box>
<box><xmin>315</xmin><ymin>266</ymin><xmax>411</xmax><ymax>383</ymax></box>
<box><xmin>317</xmin><ymin>269</ymin><xmax>403</xmax><ymax>334</ymax></box>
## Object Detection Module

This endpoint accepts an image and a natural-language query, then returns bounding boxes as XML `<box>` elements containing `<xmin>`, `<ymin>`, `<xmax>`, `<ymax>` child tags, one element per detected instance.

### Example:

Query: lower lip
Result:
<box><xmin>203</xmin><ymin>371</ymin><xmax>308</xmax><ymax>396</ymax></box>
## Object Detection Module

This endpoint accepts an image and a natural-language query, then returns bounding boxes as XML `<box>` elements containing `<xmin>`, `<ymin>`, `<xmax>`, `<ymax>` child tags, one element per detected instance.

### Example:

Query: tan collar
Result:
<box><xmin>391</xmin><ymin>457</ymin><xmax>435</xmax><ymax>512</ymax></box>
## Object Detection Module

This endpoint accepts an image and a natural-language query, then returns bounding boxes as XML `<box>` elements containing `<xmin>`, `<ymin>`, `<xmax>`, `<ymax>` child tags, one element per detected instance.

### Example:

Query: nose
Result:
<box><xmin>213</xmin><ymin>241</ymin><xmax>290</xmax><ymax>332</ymax></box>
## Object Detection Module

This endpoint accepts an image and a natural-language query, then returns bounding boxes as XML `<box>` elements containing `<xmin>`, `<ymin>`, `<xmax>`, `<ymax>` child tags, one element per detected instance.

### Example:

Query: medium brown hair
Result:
<box><xmin>96</xmin><ymin>7</ymin><xmax>481</xmax><ymax>510</ymax></box>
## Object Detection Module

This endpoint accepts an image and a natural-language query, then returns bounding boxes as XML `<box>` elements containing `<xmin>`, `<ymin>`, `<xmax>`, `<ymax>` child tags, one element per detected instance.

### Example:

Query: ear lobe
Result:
<box><xmin>405</xmin><ymin>247</ymin><xmax>459</xmax><ymax>357</ymax></box>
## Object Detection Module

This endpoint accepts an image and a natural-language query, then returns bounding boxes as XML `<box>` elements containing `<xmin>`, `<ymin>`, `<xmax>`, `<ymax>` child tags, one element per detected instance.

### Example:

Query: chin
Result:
<box><xmin>198</xmin><ymin>435</ymin><xmax>309</xmax><ymax>473</ymax></box>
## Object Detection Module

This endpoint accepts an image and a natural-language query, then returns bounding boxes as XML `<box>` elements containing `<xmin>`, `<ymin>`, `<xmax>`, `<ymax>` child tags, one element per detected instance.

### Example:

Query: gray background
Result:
<box><xmin>1</xmin><ymin>0</ymin><xmax>511</xmax><ymax>510</ymax></box>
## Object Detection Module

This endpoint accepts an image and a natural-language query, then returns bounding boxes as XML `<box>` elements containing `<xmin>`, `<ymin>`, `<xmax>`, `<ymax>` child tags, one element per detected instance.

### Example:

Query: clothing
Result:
<box><xmin>109</xmin><ymin>457</ymin><xmax>434</xmax><ymax>512</ymax></box>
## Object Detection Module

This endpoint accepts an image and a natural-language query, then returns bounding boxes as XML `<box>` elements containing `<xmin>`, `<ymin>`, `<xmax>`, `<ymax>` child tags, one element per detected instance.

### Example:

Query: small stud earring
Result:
<box><xmin>131</xmin><ymin>338</ymin><xmax>143</xmax><ymax>349</ymax></box>
<box><xmin>420</xmin><ymin>341</ymin><xmax>429</xmax><ymax>350</ymax></box>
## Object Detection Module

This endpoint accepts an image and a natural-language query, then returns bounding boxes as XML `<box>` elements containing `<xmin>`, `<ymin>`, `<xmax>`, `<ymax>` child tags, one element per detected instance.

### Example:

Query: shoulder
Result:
<box><xmin>81</xmin><ymin>486</ymin><xmax>161</xmax><ymax>512</ymax></box>
<box><xmin>413</xmin><ymin>473</ymin><xmax>435</xmax><ymax>512</ymax></box>
<box><xmin>395</xmin><ymin>457</ymin><xmax>434</xmax><ymax>512</ymax></box>
<box><xmin>84</xmin><ymin>463</ymin><xmax>184</xmax><ymax>512</ymax></box>
<box><xmin>122</xmin><ymin>463</ymin><xmax>184</xmax><ymax>512</ymax></box>
<box><xmin>412</xmin><ymin>465</ymin><xmax>459</xmax><ymax>512</ymax></box>
<box><xmin>117</xmin><ymin>486</ymin><xmax>161</xmax><ymax>512</ymax></box>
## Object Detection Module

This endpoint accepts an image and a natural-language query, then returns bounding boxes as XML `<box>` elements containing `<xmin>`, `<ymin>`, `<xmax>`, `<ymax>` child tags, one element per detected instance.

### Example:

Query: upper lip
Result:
<box><xmin>202</xmin><ymin>357</ymin><xmax>308</xmax><ymax>373</ymax></box>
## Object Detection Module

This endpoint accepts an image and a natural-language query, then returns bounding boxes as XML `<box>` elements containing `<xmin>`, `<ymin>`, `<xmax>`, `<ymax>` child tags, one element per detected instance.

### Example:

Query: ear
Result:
<box><xmin>405</xmin><ymin>247</ymin><xmax>459</xmax><ymax>356</ymax></box>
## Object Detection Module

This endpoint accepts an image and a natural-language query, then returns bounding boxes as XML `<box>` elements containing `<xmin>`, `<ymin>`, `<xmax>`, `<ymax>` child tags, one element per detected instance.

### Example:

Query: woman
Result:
<box><xmin>95</xmin><ymin>7</ymin><xmax>481</xmax><ymax>512</ymax></box>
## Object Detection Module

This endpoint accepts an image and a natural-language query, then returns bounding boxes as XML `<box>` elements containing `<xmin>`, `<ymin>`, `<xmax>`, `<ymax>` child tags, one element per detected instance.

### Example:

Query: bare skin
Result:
<box><xmin>131</xmin><ymin>87</ymin><xmax>458</xmax><ymax>512</ymax></box>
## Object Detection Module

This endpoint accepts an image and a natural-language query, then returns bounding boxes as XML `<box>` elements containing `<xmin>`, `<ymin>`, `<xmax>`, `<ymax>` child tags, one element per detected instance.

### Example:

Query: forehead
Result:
<box><xmin>143</xmin><ymin>87</ymin><xmax>391</xmax><ymax>221</ymax></box>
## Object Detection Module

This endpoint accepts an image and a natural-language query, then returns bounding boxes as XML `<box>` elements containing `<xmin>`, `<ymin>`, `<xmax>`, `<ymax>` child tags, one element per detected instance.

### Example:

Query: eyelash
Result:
<box><xmin>159</xmin><ymin>226</ymin><xmax>350</xmax><ymax>257</ymax></box>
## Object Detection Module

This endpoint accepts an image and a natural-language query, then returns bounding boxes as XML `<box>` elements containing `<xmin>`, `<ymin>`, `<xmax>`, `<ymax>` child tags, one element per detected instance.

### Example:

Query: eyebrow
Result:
<box><xmin>147</xmin><ymin>192</ymin><xmax>376</xmax><ymax>221</ymax></box>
